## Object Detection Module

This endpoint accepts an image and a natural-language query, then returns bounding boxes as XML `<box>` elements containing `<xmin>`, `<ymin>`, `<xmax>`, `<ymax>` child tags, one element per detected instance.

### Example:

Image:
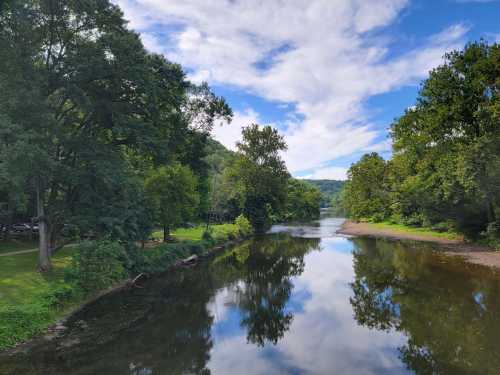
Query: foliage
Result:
<box><xmin>145</xmin><ymin>164</ymin><xmax>200</xmax><ymax>241</ymax></box>
<box><xmin>65</xmin><ymin>241</ymin><xmax>128</xmax><ymax>294</ymax></box>
<box><xmin>341</xmin><ymin>41</ymin><xmax>500</xmax><ymax>245</ymax></box>
<box><xmin>343</xmin><ymin>153</ymin><xmax>390</xmax><ymax>222</ymax></box>
<box><xmin>0</xmin><ymin>297</ymin><xmax>54</xmax><ymax>350</ymax></box>
<box><xmin>303</xmin><ymin>179</ymin><xmax>345</xmax><ymax>208</ymax></box>
<box><xmin>235</xmin><ymin>214</ymin><xmax>253</xmax><ymax>237</ymax></box>
<box><xmin>0</xmin><ymin>0</ymin><xmax>231</xmax><ymax>270</ymax></box>
<box><xmin>226</xmin><ymin>125</ymin><xmax>290</xmax><ymax>233</ymax></box>
<box><xmin>282</xmin><ymin>179</ymin><xmax>322</xmax><ymax>221</ymax></box>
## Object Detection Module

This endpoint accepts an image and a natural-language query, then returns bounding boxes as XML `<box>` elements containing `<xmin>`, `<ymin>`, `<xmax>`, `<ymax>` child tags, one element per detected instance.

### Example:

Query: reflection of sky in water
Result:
<box><xmin>206</xmin><ymin>220</ymin><xmax>409</xmax><ymax>375</ymax></box>
<box><xmin>268</xmin><ymin>217</ymin><xmax>347</xmax><ymax>239</ymax></box>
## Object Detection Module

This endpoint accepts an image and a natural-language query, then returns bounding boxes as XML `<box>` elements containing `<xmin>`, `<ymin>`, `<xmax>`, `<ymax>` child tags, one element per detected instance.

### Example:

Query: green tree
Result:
<box><xmin>0</xmin><ymin>0</ymin><xmax>231</xmax><ymax>270</ymax></box>
<box><xmin>390</xmin><ymin>41</ymin><xmax>500</xmax><ymax>239</ymax></box>
<box><xmin>343</xmin><ymin>153</ymin><xmax>389</xmax><ymax>221</ymax></box>
<box><xmin>283</xmin><ymin>179</ymin><xmax>322</xmax><ymax>221</ymax></box>
<box><xmin>228</xmin><ymin>125</ymin><xmax>290</xmax><ymax>233</ymax></box>
<box><xmin>145</xmin><ymin>164</ymin><xmax>199</xmax><ymax>242</ymax></box>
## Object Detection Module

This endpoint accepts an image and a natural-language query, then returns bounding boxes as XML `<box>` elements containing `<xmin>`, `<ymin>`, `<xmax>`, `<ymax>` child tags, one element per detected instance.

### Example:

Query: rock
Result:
<box><xmin>181</xmin><ymin>254</ymin><xmax>198</xmax><ymax>266</ymax></box>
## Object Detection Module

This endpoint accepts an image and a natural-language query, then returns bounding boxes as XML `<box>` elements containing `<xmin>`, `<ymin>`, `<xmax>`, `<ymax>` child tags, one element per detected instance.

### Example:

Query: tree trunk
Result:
<box><xmin>36</xmin><ymin>183</ymin><xmax>51</xmax><ymax>272</ymax></box>
<box><xmin>163</xmin><ymin>225</ymin><xmax>170</xmax><ymax>242</ymax></box>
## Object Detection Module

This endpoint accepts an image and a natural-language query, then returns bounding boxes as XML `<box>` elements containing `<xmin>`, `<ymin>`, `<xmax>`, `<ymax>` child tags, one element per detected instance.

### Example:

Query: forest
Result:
<box><xmin>0</xmin><ymin>0</ymin><xmax>321</xmax><ymax>272</ymax></box>
<box><xmin>340</xmin><ymin>41</ymin><xmax>500</xmax><ymax>248</ymax></box>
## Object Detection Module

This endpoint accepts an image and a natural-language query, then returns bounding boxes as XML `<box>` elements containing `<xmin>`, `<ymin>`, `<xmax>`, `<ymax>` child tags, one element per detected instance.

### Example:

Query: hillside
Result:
<box><xmin>303</xmin><ymin>179</ymin><xmax>345</xmax><ymax>208</ymax></box>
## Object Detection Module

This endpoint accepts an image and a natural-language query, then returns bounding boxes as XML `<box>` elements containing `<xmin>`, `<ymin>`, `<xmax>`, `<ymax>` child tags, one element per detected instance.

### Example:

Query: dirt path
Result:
<box><xmin>0</xmin><ymin>248</ymin><xmax>38</xmax><ymax>257</ymax></box>
<box><xmin>0</xmin><ymin>243</ymin><xmax>77</xmax><ymax>257</ymax></box>
<box><xmin>338</xmin><ymin>220</ymin><xmax>500</xmax><ymax>269</ymax></box>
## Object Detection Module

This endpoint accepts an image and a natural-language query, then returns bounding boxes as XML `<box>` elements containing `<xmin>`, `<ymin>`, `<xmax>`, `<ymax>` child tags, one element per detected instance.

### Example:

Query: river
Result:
<box><xmin>2</xmin><ymin>216</ymin><xmax>500</xmax><ymax>374</ymax></box>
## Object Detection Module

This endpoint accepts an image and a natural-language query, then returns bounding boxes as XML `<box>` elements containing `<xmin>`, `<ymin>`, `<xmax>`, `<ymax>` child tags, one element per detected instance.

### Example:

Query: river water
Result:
<box><xmin>2</xmin><ymin>216</ymin><xmax>500</xmax><ymax>374</ymax></box>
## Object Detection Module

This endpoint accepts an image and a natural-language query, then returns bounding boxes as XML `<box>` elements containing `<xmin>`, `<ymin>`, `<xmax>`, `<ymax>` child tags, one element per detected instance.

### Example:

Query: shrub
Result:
<box><xmin>65</xmin><ymin>240</ymin><xmax>128</xmax><ymax>294</ymax></box>
<box><xmin>0</xmin><ymin>298</ymin><xmax>54</xmax><ymax>350</ymax></box>
<box><xmin>235</xmin><ymin>215</ymin><xmax>253</xmax><ymax>237</ymax></box>
<box><xmin>371</xmin><ymin>212</ymin><xmax>386</xmax><ymax>223</ymax></box>
<box><xmin>431</xmin><ymin>222</ymin><xmax>452</xmax><ymax>233</ymax></box>
<box><xmin>202</xmin><ymin>229</ymin><xmax>214</xmax><ymax>242</ymax></box>
<box><xmin>485</xmin><ymin>221</ymin><xmax>500</xmax><ymax>249</ymax></box>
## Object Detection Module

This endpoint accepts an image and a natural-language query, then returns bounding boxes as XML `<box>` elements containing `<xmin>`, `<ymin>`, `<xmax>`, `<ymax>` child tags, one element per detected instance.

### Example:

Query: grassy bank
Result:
<box><xmin>339</xmin><ymin>219</ymin><xmax>465</xmax><ymax>245</ymax></box>
<box><xmin>367</xmin><ymin>221</ymin><xmax>462</xmax><ymax>241</ymax></box>
<box><xmin>0</xmin><ymin>221</ymin><xmax>251</xmax><ymax>351</ymax></box>
<box><xmin>0</xmin><ymin>248</ymin><xmax>76</xmax><ymax>350</ymax></box>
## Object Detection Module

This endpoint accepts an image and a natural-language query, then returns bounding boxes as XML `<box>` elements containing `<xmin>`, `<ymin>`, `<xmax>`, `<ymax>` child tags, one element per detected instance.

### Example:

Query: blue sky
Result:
<box><xmin>115</xmin><ymin>0</ymin><xmax>500</xmax><ymax>180</ymax></box>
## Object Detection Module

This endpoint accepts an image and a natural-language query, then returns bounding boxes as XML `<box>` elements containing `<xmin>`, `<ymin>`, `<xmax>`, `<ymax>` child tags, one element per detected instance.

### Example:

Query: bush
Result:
<box><xmin>485</xmin><ymin>221</ymin><xmax>500</xmax><ymax>249</ymax></box>
<box><xmin>370</xmin><ymin>212</ymin><xmax>386</xmax><ymax>223</ymax></box>
<box><xmin>0</xmin><ymin>298</ymin><xmax>54</xmax><ymax>350</ymax></box>
<box><xmin>65</xmin><ymin>240</ymin><xmax>128</xmax><ymax>294</ymax></box>
<box><xmin>235</xmin><ymin>215</ymin><xmax>253</xmax><ymax>237</ymax></box>
<box><xmin>431</xmin><ymin>222</ymin><xmax>452</xmax><ymax>233</ymax></box>
<box><xmin>202</xmin><ymin>229</ymin><xmax>214</xmax><ymax>242</ymax></box>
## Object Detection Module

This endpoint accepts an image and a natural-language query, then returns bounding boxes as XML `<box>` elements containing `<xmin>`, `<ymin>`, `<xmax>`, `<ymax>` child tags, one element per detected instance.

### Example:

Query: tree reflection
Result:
<box><xmin>213</xmin><ymin>235</ymin><xmax>319</xmax><ymax>346</ymax></box>
<box><xmin>1</xmin><ymin>235</ymin><xmax>320</xmax><ymax>374</ymax></box>
<box><xmin>2</xmin><ymin>266</ymin><xmax>216</xmax><ymax>375</ymax></box>
<box><xmin>350</xmin><ymin>237</ymin><xmax>500</xmax><ymax>375</ymax></box>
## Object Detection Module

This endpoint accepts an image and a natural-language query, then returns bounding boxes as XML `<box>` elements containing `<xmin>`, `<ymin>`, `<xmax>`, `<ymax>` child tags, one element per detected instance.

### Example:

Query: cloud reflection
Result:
<box><xmin>206</xmin><ymin>237</ymin><xmax>408</xmax><ymax>375</ymax></box>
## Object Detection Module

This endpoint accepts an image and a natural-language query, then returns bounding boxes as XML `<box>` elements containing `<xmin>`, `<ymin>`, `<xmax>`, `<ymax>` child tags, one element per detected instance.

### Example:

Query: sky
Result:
<box><xmin>113</xmin><ymin>0</ymin><xmax>500</xmax><ymax>180</ymax></box>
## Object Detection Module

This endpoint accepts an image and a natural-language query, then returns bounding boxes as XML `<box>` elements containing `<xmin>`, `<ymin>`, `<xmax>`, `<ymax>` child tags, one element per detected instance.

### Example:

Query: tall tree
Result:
<box><xmin>0</xmin><ymin>0</ymin><xmax>231</xmax><ymax>270</ymax></box>
<box><xmin>145</xmin><ymin>164</ymin><xmax>199</xmax><ymax>242</ymax></box>
<box><xmin>343</xmin><ymin>153</ymin><xmax>389</xmax><ymax>221</ymax></box>
<box><xmin>228</xmin><ymin>125</ymin><xmax>290</xmax><ymax>233</ymax></box>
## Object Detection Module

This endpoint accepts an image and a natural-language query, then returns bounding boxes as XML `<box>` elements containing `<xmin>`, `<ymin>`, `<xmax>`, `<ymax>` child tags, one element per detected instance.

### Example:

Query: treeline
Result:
<box><xmin>342</xmin><ymin>41</ymin><xmax>500</xmax><ymax>247</ymax></box>
<box><xmin>209</xmin><ymin>125</ymin><xmax>322</xmax><ymax>231</ymax></box>
<box><xmin>0</xmin><ymin>0</ymin><xmax>321</xmax><ymax>271</ymax></box>
<box><xmin>303</xmin><ymin>179</ymin><xmax>345</xmax><ymax>208</ymax></box>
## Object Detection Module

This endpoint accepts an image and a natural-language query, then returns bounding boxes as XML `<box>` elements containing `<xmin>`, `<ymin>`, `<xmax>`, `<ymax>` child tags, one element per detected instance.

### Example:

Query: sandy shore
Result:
<box><xmin>338</xmin><ymin>220</ymin><xmax>500</xmax><ymax>270</ymax></box>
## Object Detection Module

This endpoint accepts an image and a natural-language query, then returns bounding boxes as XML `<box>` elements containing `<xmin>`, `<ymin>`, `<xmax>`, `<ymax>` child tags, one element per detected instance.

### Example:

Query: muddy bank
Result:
<box><xmin>338</xmin><ymin>220</ymin><xmax>500</xmax><ymax>269</ymax></box>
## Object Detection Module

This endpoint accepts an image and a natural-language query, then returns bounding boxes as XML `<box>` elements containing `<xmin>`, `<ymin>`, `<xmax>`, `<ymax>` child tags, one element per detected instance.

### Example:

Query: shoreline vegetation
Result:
<box><xmin>0</xmin><ymin>222</ymin><xmax>252</xmax><ymax>352</ymax></box>
<box><xmin>337</xmin><ymin>42</ymin><xmax>500</xmax><ymax>251</ymax></box>
<box><xmin>339</xmin><ymin>220</ymin><xmax>500</xmax><ymax>270</ymax></box>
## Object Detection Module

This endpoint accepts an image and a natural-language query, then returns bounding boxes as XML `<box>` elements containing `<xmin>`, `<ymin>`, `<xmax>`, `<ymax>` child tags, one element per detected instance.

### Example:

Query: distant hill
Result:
<box><xmin>303</xmin><ymin>179</ymin><xmax>345</xmax><ymax>208</ymax></box>
<box><xmin>203</xmin><ymin>141</ymin><xmax>346</xmax><ymax>210</ymax></box>
<box><xmin>204</xmin><ymin>138</ymin><xmax>236</xmax><ymax>175</ymax></box>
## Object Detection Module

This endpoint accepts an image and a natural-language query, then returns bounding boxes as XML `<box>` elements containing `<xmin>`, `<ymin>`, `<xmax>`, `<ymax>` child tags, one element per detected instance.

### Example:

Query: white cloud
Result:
<box><xmin>212</xmin><ymin>108</ymin><xmax>262</xmax><ymax>151</ymax></box>
<box><xmin>301</xmin><ymin>166</ymin><xmax>349</xmax><ymax>181</ymax></box>
<box><xmin>114</xmin><ymin>0</ymin><xmax>467</xmax><ymax>176</ymax></box>
<box><xmin>204</xmin><ymin>237</ymin><xmax>408</xmax><ymax>374</ymax></box>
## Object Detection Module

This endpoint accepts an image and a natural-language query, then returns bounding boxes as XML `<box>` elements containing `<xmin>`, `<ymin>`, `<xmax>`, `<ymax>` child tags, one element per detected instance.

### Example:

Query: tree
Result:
<box><xmin>343</xmin><ymin>153</ymin><xmax>389</xmax><ymax>221</ymax></box>
<box><xmin>145</xmin><ymin>164</ymin><xmax>199</xmax><ymax>242</ymax></box>
<box><xmin>283</xmin><ymin>179</ymin><xmax>321</xmax><ymax>221</ymax></box>
<box><xmin>0</xmin><ymin>0</ymin><xmax>231</xmax><ymax>270</ymax></box>
<box><xmin>389</xmin><ymin>41</ymin><xmax>500</xmax><ymax>239</ymax></box>
<box><xmin>228</xmin><ymin>125</ymin><xmax>290</xmax><ymax>233</ymax></box>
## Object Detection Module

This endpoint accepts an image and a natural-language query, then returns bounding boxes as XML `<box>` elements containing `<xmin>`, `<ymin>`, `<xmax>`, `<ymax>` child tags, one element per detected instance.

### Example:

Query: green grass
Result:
<box><xmin>0</xmin><ymin>223</ymin><xmax>245</xmax><ymax>350</ymax></box>
<box><xmin>152</xmin><ymin>224</ymin><xmax>240</xmax><ymax>243</ymax></box>
<box><xmin>0</xmin><ymin>247</ymin><xmax>79</xmax><ymax>350</ymax></box>
<box><xmin>0</xmin><ymin>239</ymin><xmax>38</xmax><ymax>254</ymax></box>
<box><xmin>366</xmin><ymin>221</ymin><xmax>462</xmax><ymax>241</ymax></box>
<box><xmin>0</xmin><ymin>247</ymin><xmax>74</xmax><ymax>307</ymax></box>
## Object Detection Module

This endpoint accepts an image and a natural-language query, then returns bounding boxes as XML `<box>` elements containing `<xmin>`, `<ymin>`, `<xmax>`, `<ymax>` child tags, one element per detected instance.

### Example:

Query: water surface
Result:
<box><xmin>2</xmin><ymin>217</ymin><xmax>500</xmax><ymax>374</ymax></box>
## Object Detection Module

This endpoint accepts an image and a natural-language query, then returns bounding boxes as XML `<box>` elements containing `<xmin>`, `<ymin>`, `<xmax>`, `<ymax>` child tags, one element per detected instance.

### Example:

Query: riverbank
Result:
<box><xmin>338</xmin><ymin>220</ymin><xmax>500</xmax><ymax>269</ymax></box>
<box><xmin>0</xmin><ymin>222</ymin><xmax>252</xmax><ymax>352</ymax></box>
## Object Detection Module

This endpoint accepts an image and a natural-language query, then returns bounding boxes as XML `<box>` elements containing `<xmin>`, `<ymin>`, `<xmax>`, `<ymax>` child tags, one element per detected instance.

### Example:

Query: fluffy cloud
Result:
<box><xmin>205</xmin><ymin>236</ymin><xmax>408</xmax><ymax>374</ymax></box>
<box><xmin>114</xmin><ymin>0</ymin><xmax>467</xmax><ymax>175</ymax></box>
<box><xmin>301</xmin><ymin>166</ymin><xmax>349</xmax><ymax>180</ymax></box>
<box><xmin>211</xmin><ymin>108</ymin><xmax>262</xmax><ymax>151</ymax></box>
